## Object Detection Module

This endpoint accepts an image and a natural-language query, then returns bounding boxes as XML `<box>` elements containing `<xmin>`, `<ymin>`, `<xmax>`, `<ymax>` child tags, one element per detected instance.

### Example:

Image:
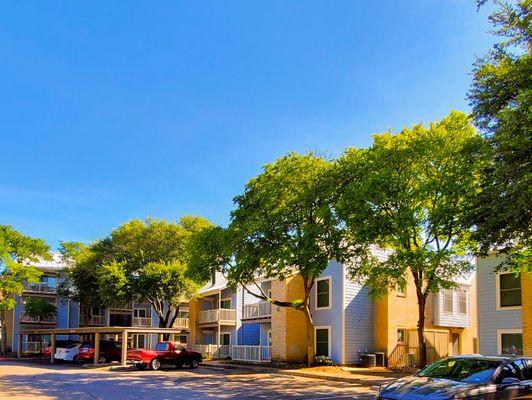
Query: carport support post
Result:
<box><xmin>121</xmin><ymin>331</ymin><xmax>128</xmax><ymax>367</ymax></box>
<box><xmin>17</xmin><ymin>334</ymin><xmax>22</xmax><ymax>358</ymax></box>
<box><xmin>93</xmin><ymin>332</ymin><xmax>100</xmax><ymax>365</ymax></box>
<box><xmin>50</xmin><ymin>333</ymin><xmax>56</xmax><ymax>364</ymax></box>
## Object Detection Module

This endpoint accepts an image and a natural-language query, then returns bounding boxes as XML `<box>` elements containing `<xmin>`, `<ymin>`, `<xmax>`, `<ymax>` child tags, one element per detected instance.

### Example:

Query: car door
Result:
<box><xmin>494</xmin><ymin>361</ymin><xmax>528</xmax><ymax>399</ymax></box>
<box><xmin>513</xmin><ymin>359</ymin><xmax>532</xmax><ymax>399</ymax></box>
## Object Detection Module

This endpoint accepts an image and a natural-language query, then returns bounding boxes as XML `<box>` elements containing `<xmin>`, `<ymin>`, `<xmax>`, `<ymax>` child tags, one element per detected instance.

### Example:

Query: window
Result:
<box><xmin>458</xmin><ymin>289</ymin><xmax>467</xmax><ymax>314</ymax></box>
<box><xmin>443</xmin><ymin>289</ymin><xmax>454</xmax><ymax>313</ymax></box>
<box><xmin>178</xmin><ymin>335</ymin><xmax>188</xmax><ymax>344</ymax></box>
<box><xmin>155</xmin><ymin>342</ymin><xmax>170</xmax><ymax>351</ymax></box>
<box><xmin>135</xmin><ymin>334</ymin><xmax>145</xmax><ymax>348</ymax></box>
<box><xmin>134</xmin><ymin>308</ymin><xmax>148</xmax><ymax>318</ymax></box>
<box><xmin>220</xmin><ymin>299</ymin><xmax>231</xmax><ymax>309</ymax></box>
<box><xmin>396</xmin><ymin>282</ymin><xmax>406</xmax><ymax>297</ymax></box>
<box><xmin>315</xmin><ymin>277</ymin><xmax>331</xmax><ymax>310</ymax></box>
<box><xmin>315</xmin><ymin>327</ymin><xmax>330</xmax><ymax>357</ymax></box>
<box><xmin>267</xmin><ymin>330</ymin><xmax>272</xmax><ymax>346</ymax></box>
<box><xmin>220</xmin><ymin>333</ymin><xmax>230</xmax><ymax>346</ymax></box>
<box><xmin>499</xmin><ymin>331</ymin><xmax>523</xmax><ymax>356</ymax></box>
<box><xmin>496</xmin><ymin>362</ymin><xmax>523</xmax><ymax>382</ymax></box>
<box><xmin>497</xmin><ymin>272</ymin><xmax>522</xmax><ymax>308</ymax></box>
<box><xmin>397</xmin><ymin>329</ymin><xmax>407</xmax><ymax>344</ymax></box>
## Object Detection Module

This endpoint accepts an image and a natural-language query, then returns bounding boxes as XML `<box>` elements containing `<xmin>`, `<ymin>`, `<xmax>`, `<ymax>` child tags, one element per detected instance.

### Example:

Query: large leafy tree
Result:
<box><xmin>23</xmin><ymin>298</ymin><xmax>57</xmax><ymax>321</ymax></box>
<box><xmin>190</xmin><ymin>153</ymin><xmax>343</xmax><ymax>364</ymax></box>
<box><xmin>0</xmin><ymin>225</ymin><xmax>49</xmax><ymax>354</ymax></box>
<box><xmin>97</xmin><ymin>217</ymin><xmax>210</xmax><ymax>328</ymax></box>
<box><xmin>334</xmin><ymin>111</ymin><xmax>485</xmax><ymax>366</ymax></box>
<box><xmin>468</xmin><ymin>0</ymin><xmax>531</xmax><ymax>269</ymax></box>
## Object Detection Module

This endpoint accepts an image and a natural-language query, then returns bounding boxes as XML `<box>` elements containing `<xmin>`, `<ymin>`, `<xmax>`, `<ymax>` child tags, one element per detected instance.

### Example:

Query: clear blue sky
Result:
<box><xmin>0</xmin><ymin>1</ymin><xmax>495</xmax><ymax>248</ymax></box>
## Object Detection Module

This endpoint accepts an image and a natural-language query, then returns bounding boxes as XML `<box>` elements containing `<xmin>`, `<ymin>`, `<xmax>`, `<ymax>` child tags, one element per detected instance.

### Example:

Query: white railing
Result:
<box><xmin>189</xmin><ymin>344</ymin><xmax>271</xmax><ymax>363</ymax></box>
<box><xmin>90</xmin><ymin>315</ymin><xmax>106</xmax><ymax>325</ymax></box>
<box><xmin>132</xmin><ymin>316</ymin><xmax>152</xmax><ymax>326</ymax></box>
<box><xmin>231</xmin><ymin>346</ymin><xmax>271</xmax><ymax>363</ymax></box>
<box><xmin>198</xmin><ymin>309</ymin><xmax>237</xmax><ymax>324</ymax></box>
<box><xmin>242</xmin><ymin>301</ymin><xmax>271</xmax><ymax>320</ymax></box>
<box><xmin>22</xmin><ymin>342</ymin><xmax>42</xmax><ymax>353</ymax></box>
<box><xmin>173</xmin><ymin>317</ymin><xmax>189</xmax><ymax>328</ymax></box>
<box><xmin>40</xmin><ymin>315</ymin><xmax>56</xmax><ymax>323</ymax></box>
<box><xmin>23</xmin><ymin>282</ymin><xmax>56</xmax><ymax>294</ymax></box>
<box><xmin>20</xmin><ymin>313</ymin><xmax>39</xmax><ymax>323</ymax></box>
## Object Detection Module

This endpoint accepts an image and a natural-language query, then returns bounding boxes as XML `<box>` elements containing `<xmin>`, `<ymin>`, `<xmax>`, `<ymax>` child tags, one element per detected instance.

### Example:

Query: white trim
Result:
<box><xmin>495</xmin><ymin>271</ymin><xmax>522</xmax><ymax>311</ymax></box>
<box><xmin>497</xmin><ymin>329</ymin><xmax>523</xmax><ymax>355</ymax></box>
<box><xmin>341</xmin><ymin>264</ymin><xmax>346</xmax><ymax>365</ymax></box>
<box><xmin>315</xmin><ymin>276</ymin><xmax>332</xmax><ymax>311</ymax></box>
<box><xmin>314</xmin><ymin>325</ymin><xmax>332</xmax><ymax>358</ymax></box>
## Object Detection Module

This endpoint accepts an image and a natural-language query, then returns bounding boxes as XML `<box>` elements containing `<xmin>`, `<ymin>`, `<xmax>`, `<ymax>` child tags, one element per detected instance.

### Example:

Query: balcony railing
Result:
<box><xmin>23</xmin><ymin>282</ymin><xmax>56</xmax><ymax>294</ymax></box>
<box><xmin>173</xmin><ymin>317</ymin><xmax>189</xmax><ymax>328</ymax></box>
<box><xmin>132</xmin><ymin>316</ymin><xmax>152</xmax><ymax>327</ymax></box>
<box><xmin>89</xmin><ymin>315</ymin><xmax>106</xmax><ymax>326</ymax></box>
<box><xmin>20</xmin><ymin>313</ymin><xmax>39</xmax><ymax>323</ymax></box>
<box><xmin>242</xmin><ymin>301</ymin><xmax>271</xmax><ymax>320</ymax></box>
<box><xmin>20</xmin><ymin>313</ymin><xmax>56</xmax><ymax>324</ymax></box>
<box><xmin>198</xmin><ymin>309</ymin><xmax>237</xmax><ymax>325</ymax></box>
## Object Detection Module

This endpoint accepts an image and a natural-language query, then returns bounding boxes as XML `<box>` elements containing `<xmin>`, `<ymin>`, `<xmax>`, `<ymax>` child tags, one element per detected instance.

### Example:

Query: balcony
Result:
<box><xmin>198</xmin><ymin>309</ymin><xmax>237</xmax><ymax>325</ymax></box>
<box><xmin>242</xmin><ymin>301</ymin><xmax>271</xmax><ymax>321</ymax></box>
<box><xmin>20</xmin><ymin>313</ymin><xmax>56</xmax><ymax>324</ymax></box>
<box><xmin>89</xmin><ymin>315</ymin><xmax>106</xmax><ymax>326</ymax></box>
<box><xmin>132</xmin><ymin>316</ymin><xmax>152</xmax><ymax>327</ymax></box>
<box><xmin>173</xmin><ymin>317</ymin><xmax>189</xmax><ymax>329</ymax></box>
<box><xmin>23</xmin><ymin>282</ymin><xmax>56</xmax><ymax>294</ymax></box>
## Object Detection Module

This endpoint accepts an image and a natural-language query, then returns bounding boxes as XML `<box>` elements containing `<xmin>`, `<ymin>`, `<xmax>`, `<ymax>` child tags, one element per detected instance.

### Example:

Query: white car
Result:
<box><xmin>54</xmin><ymin>342</ymin><xmax>82</xmax><ymax>362</ymax></box>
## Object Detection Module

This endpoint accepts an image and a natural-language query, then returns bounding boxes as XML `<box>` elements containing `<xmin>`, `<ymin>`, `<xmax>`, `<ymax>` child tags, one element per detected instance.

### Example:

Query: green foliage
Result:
<box><xmin>0</xmin><ymin>225</ymin><xmax>50</xmax><ymax>312</ymax></box>
<box><xmin>334</xmin><ymin>111</ymin><xmax>484</xmax><ymax>365</ymax></box>
<box><xmin>23</xmin><ymin>298</ymin><xmax>57</xmax><ymax>319</ymax></box>
<box><xmin>468</xmin><ymin>0</ymin><xmax>532</xmax><ymax>265</ymax></box>
<box><xmin>61</xmin><ymin>217</ymin><xmax>212</xmax><ymax>327</ymax></box>
<box><xmin>336</xmin><ymin>111</ymin><xmax>483</xmax><ymax>296</ymax></box>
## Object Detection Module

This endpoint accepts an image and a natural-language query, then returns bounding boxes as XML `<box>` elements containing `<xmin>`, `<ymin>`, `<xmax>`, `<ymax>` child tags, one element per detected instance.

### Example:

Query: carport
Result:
<box><xmin>18</xmin><ymin>327</ymin><xmax>185</xmax><ymax>367</ymax></box>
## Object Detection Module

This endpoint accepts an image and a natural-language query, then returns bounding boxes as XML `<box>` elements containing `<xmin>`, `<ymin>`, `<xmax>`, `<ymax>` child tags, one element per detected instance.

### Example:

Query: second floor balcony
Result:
<box><xmin>132</xmin><ymin>316</ymin><xmax>152</xmax><ymax>327</ymax></box>
<box><xmin>198</xmin><ymin>308</ymin><xmax>237</xmax><ymax>325</ymax></box>
<box><xmin>242</xmin><ymin>301</ymin><xmax>271</xmax><ymax>321</ymax></box>
<box><xmin>23</xmin><ymin>282</ymin><xmax>56</xmax><ymax>294</ymax></box>
<box><xmin>89</xmin><ymin>315</ymin><xmax>106</xmax><ymax>326</ymax></box>
<box><xmin>20</xmin><ymin>313</ymin><xmax>56</xmax><ymax>324</ymax></box>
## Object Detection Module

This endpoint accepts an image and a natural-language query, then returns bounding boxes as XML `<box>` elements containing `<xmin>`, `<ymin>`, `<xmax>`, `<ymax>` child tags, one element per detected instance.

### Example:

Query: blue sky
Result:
<box><xmin>0</xmin><ymin>1</ymin><xmax>495</xmax><ymax>248</ymax></box>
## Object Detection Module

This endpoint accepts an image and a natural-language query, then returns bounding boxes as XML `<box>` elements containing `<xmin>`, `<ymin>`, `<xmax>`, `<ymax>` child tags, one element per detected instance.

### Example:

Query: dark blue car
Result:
<box><xmin>377</xmin><ymin>355</ymin><xmax>532</xmax><ymax>399</ymax></box>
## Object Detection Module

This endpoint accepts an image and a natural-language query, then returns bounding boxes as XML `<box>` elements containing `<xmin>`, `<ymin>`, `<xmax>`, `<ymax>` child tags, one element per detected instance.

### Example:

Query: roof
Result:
<box><xmin>26</xmin><ymin>253</ymin><xmax>66</xmax><ymax>272</ymax></box>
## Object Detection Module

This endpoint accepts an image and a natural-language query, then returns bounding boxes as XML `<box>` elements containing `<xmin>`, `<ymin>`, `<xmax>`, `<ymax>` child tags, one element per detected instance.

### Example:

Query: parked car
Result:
<box><xmin>53</xmin><ymin>341</ymin><xmax>83</xmax><ymax>362</ymax></box>
<box><xmin>77</xmin><ymin>340</ymin><xmax>122</xmax><ymax>364</ymax></box>
<box><xmin>376</xmin><ymin>355</ymin><xmax>532</xmax><ymax>399</ymax></box>
<box><xmin>127</xmin><ymin>341</ymin><xmax>202</xmax><ymax>371</ymax></box>
<box><xmin>42</xmin><ymin>340</ymin><xmax>80</xmax><ymax>357</ymax></box>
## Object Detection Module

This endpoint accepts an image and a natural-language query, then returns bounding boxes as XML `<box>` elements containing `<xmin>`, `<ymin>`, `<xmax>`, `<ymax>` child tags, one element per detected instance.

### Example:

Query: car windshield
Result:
<box><xmin>417</xmin><ymin>358</ymin><xmax>501</xmax><ymax>383</ymax></box>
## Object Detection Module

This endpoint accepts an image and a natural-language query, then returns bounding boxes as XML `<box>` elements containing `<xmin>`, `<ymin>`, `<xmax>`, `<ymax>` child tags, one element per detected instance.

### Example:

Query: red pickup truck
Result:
<box><xmin>127</xmin><ymin>341</ymin><xmax>202</xmax><ymax>371</ymax></box>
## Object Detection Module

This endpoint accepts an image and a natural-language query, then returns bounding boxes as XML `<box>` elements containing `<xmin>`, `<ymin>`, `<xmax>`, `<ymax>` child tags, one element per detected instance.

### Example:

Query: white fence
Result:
<box><xmin>132</xmin><ymin>317</ymin><xmax>152</xmax><ymax>327</ymax></box>
<box><xmin>198</xmin><ymin>309</ymin><xmax>237</xmax><ymax>324</ymax></box>
<box><xmin>173</xmin><ymin>317</ymin><xmax>189</xmax><ymax>328</ymax></box>
<box><xmin>242</xmin><ymin>301</ymin><xmax>271</xmax><ymax>320</ymax></box>
<box><xmin>189</xmin><ymin>344</ymin><xmax>271</xmax><ymax>363</ymax></box>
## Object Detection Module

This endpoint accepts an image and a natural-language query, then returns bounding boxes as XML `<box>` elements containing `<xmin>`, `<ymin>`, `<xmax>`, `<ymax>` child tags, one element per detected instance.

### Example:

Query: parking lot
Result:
<box><xmin>0</xmin><ymin>361</ymin><xmax>375</xmax><ymax>399</ymax></box>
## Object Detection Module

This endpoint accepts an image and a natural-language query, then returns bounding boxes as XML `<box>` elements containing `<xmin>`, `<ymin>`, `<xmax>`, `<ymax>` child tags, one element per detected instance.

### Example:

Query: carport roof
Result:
<box><xmin>19</xmin><ymin>326</ymin><xmax>185</xmax><ymax>335</ymax></box>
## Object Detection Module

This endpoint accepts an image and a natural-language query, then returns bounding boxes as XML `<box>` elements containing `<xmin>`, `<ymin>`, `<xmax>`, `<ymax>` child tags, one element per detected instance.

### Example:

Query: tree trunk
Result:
<box><xmin>416</xmin><ymin>296</ymin><xmax>427</xmax><ymax>367</ymax></box>
<box><xmin>0</xmin><ymin>310</ymin><xmax>6</xmax><ymax>355</ymax></box>
<box><xmin>303</xmin><ymin>303</ymin><xmax>315</xmax><ymax>366</ymax></box>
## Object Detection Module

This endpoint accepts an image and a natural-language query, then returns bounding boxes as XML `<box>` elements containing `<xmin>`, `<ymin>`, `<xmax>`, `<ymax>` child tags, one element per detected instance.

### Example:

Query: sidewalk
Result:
<box><xmin>201</xmin><ymin>360</ymin><xmax>408</xmax><ymax>385</ymax></box>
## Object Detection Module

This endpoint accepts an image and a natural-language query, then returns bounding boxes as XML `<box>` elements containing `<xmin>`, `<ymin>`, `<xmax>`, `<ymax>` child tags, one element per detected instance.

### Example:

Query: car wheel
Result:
<box><xmin>137</xmin><ymin>364</ymin><xmax>147</xmax><ymax>371</ymax></box>
<box><xmin>188</xmin><ymin>359</ymin><xmax>199</xmax><ymax>369</ymax></box>
<box><xmin>150</xmin><ymin>358</ymin><xmax>161</xmax><ymax>371</ymax></box>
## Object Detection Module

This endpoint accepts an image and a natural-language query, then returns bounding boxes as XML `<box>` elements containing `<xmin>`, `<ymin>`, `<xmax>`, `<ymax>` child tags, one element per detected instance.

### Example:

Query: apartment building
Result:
<box><xmin>188</xmin><ymin>253</ymin><xmax>478</xmax><ymax>366</ymax></box>
<box><xmin>5</xmin><ymin>254</ymin><xmax>79</xmax><ymax>353</ymax></box>
<box><xmin>476</xmin><ymin>253</ymin><xmax>532</xmax><ymax>357</ymax></box>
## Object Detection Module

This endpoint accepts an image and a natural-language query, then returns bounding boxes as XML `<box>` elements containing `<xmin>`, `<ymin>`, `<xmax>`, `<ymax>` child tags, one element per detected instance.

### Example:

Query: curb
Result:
<box><xmin>282</xmin><ymin>370</ymin><xmax>395</xmax><ymax>385</ymax></box>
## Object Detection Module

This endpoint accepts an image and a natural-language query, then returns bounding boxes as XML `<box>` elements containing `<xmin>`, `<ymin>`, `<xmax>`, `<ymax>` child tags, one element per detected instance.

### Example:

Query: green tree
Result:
<box><xmin>468</xmin><ymin>0</ymin><xmax>531</xmax><ymax>270</ymax></box>
<box><xmin>98</xmin><ymin>217</ymin><xmax>211</xmax><ymax>328</ymax></box>
<box><xmin>334</xmin><ymin>111</ymin><xmax>484</xmax><ymax>367</ymax></box>
<box><xmin>0</xmin><ymin>225</ymin><xmax>49</xmax><ymax>354</ymax></box>
<box><xmin>23</xmin><ymin>298</ymin><xmax>57</xmax><ymax>321</ymax></box>
<box><xmin>57</xmin><ymin>240</ymin><xmax>112</xmax><ymax>326</ymax></box>
<box><xmin>191</xmin><ymin>153</ymin><xmax>342</xmax><ymax>365</ymax></box>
